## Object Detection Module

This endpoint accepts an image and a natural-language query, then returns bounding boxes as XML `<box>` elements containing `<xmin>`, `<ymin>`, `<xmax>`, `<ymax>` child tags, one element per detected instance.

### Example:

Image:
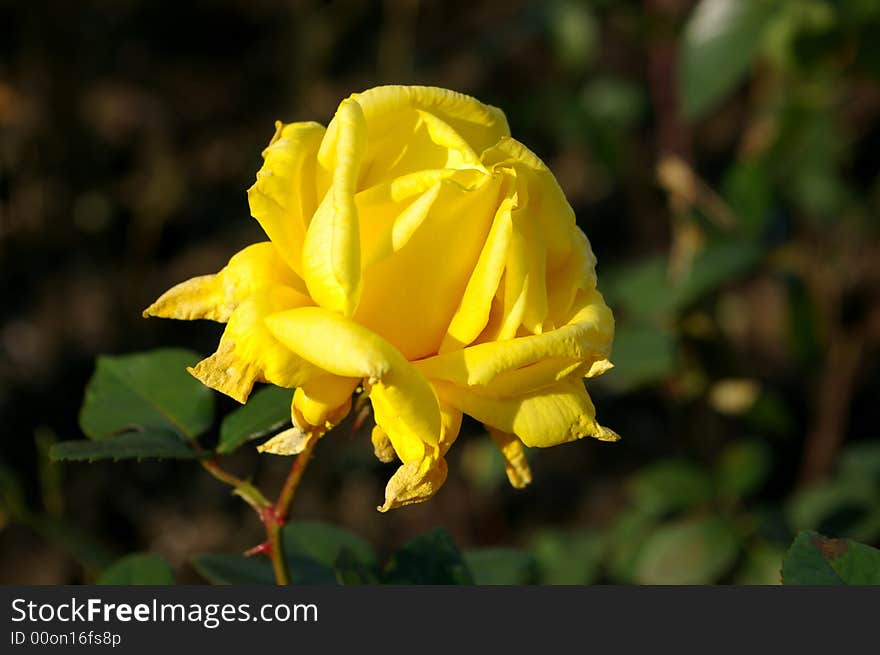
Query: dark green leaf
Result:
<box><xmin>97</xmin><ymin>553</ymin><xmax>175</xmax><ymax>585</ymax></box>
<box><xmin>715</xmin><ymin>440</ymin><xmax>772</xmax><ymax>501</ymax></box>
<box><xmin>635</xmin><ymin>517</ymin><xmax>741</xmax><ymax>584</ymax></box>
<box><xmin>335</xmin><ymin>547</ymin><xmax>380</xmax><ymax>585</ymax></box>
<box><xmin>218</xmin><ymin>385</ymin><xmax>294</xmax><ymax>454</ymax></box>
<box><xmin>79</xmin><ymin>349</ymin><xmax>214</xmax><ymax>440</ymax></box>
<box><xmin>680</xmin><ymin>0</ymin><xmax>778</xmax><ymax>119</ymax></box>
<box><xmin>281</xmin><ymin>522</ymin><xmax>377</xmax><ymax>585</ymax></box>
<box><xmin>630</xmin><ymin>460</ymin><xmax>714</xmax><ymax>514</ymax></box>
<box><xmin>191</xmin><ymin>554</ymin><xmax>275</xmax><ymax>585</ymax></box>
<box><xmin>463</xmin><ymin>548</ymin><xmax>538</xmax><ymax>585</ymax></box>
<box><xmin>383</xmin><ymin>528</ymin><xmax>473</xmax><ymax>585</ymax></box>
<box><xmin>782</xmin><ymin>531</ymin><xmax>880</xmax><ymax>585</ymax></box>
<box><xmin>50</xmin><ymin>430</ymin><xmax>204</xmax><ymax>462</ymax></box>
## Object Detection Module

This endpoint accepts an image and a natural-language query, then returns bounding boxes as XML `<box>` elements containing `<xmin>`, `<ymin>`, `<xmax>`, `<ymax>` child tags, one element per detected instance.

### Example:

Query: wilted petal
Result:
<box><xmin>488</xmin><ymin>428</ymin><xmax>532</xmax><ymax>489</ymax></box>
<box><xmin>189</xmin><ymin>287</ymin><xmax>314</xmax><ymax>403</ymax></box>
<box><xmin>378</xmin><ymin>453</ymin><xmax>448</xmax><ymax>512</ymax></box>
<box><xmin>143</xmin><ymin>242</ymin><xmax>304</xmax><ymax>322</ymax></box>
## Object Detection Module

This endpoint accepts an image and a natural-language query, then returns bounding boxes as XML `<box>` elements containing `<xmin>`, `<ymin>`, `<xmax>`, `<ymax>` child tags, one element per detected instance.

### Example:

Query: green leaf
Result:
<box><xmin>283</xmin><ymin>522</ymin><xmax>378</xmax><ymax>585</ymax></box>
<box><xmin>218</xmin><ymin>385</ymin><xmax>294</xmax><ymax>454</ymax></box>
<box><xmin>334</xmin><ymin>547</ymin><xmax>380</xmax><ymax>585</ymax></box>
<box><xmin>603</xmin><ymin>256</ymin><xmax>676</xmax><ymax>321</ymax></box>
<box><xmin>383</xmin><ymin>528</ymin><xmax>473</xmax><ymax>584</ymax></box>
<box><xmin>530</xmin><ymin>529</ymin><xmax>605</xmax><ymax>584</ymax></box>
<box><xmin>782</xmin><ymin>531</ymin><xmax>880</xmax><ymax>585</ymax></box>
<box><xmin>674</xmin><ymin>240</ymin><xmax>762</xmax><ymax>309</ymax></box>
<box><xmin>603</xmin><ymin>324</ymin><xmax>677</xmax><ymax>391</ymax></box>
<box><xmin>191</xmin><ymin>554</ymin><xmax>275</xmax><ymax>585</ymax></box>
<box><xmin>50</xmin><ymin>430</ymin><xmax>205</xmax><ymax>462</ymax></box>
<box><xmin>787</xmin><ymin>477</ymin><xmax>880</xmax><ymax>544</ymax></box>
<box><xmin>630</xmin><ymin>460</ymin><xmax>715</xmax><ymax>515</ymax></box>
<box><xmin>734</xmin><ymin>543</ymin><xmax>785</xmax><ymax>585</ymax></box>
<box><xmin>97</xmin><ymin>553</ymin><xmax>175</xmax><ymax>585</ymax></box>
<box><xmin>463</xmin><ymin>548</ymin><xmax>538</xmax><ymax>585</ymax></box>
<box><xmin>680</xmin><ymin>0</ymin><xmax>778</xmax><ymax>119</ymax></box>
<box><xmin>715</xmin><ymin>440</ymin><xmax>772</xmax><ymax>501</ymax></box>
<box><xmin>635</xmin><ymin>517</ymin><xmax>741</xmax><ymax>584</ymax></box>
<box><xmin>80</xmin><ymin>349</ymin><xmax>214</xmax><ymax>441</ymax></box>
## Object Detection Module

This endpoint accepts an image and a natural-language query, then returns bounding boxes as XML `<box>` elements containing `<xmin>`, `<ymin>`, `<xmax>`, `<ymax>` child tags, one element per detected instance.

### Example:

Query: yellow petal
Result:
<box><xmin>143</xmin><ymin>242</ymin><xmax>303</xmax><ymax>322</ymax></box>
<box><xmin>247</xmin><ymin>122</ymin><xmax>326</xmax><ymax>276</ymax></box>
<box><xmin>189</xmin><ymin>287</ymin><xmax>314</xmax><ymax>403</ymax></box>
<box><xmin>371</xmin><ymin>425</ymin><xmax>397</xmax><ymax>463</ymax></box>
<box><xmin>416</xmin><ymin>287</ymin><xmax>614</xmax><ymax>389</ymax></box>
<box><xmin>434</xmin><ymin>378</ymin><xmax>619</xmax><ymax>448</ymax></box>
<box><xmin>439</xmin><ymin>179</ymin><xmax>516</xmax><ymax>352</ymax></box>
<box><xmin>488</xmin><ymin>428</ymin><xmax>532</xmax><ymax>489</ymax></box>
<box><xmin>439</xmin><ymin>403</ymin><xmax>463</xmax><ymax>456</ymax></box>
<box><xmin>353</xmin><ymin>85</ymin><xmax>510</xmax><ymax>157</ymax></box>
<box><xmin>302</xmin><ymin>99</ymin><xmax>366</xmax><ymax>317</ymax></box>
<box><xmin>265</xmin><ymin>306</ymin><xmax>442</xmax><ymax>463</ymax></box>
<box><xmin>292</xmin><ymin>374</ymin><xmax>358</xmax><ymax>429</ymax></box>
<box><xmin>258</xmin><ymin>426</ymin><xmax>310</xmax><ymax>456</ymax></box>
<box><xmin>354</xmin><ymin>173</ymin><xmax>502</xmax><ymax>359</ymax></box>
<box><xmin>378</xmin><ymin>454</ymin><xmax>448</xmax><ymax>512</ymax></box>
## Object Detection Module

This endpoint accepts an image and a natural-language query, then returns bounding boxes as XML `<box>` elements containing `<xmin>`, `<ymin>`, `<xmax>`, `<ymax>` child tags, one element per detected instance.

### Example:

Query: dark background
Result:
<box><xmin>2</xmin><ymin>0</ymin><xmax>879</xmax><ymax>584</ymax></box>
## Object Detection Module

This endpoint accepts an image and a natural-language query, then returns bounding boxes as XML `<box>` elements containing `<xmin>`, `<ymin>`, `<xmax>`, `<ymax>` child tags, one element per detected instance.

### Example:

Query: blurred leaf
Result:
<box><xmin>25</xmin><ymin>514</ymin><xmax>116</xmax><ymax>571</ymax></box>
<box><xmin>283</xmin><ymin>521</ymin><xmax>377</xmax><ymax>585</ymax></box>
<box><xmin>630</xmin><ymin>460</ymin><xmax>714</xmax><ymax>515</ymax></box>
<box><xmin>674</xmin><ymin>240</ymin><xmax>762</xmax><ymax>309</ymax></box>
<box><xmin>715</xmin><ymin>440</ymin><xmax>772</xmax><ymax>501</ymax></box>
<box><xmin>635</xmin><ymin>517</ymin><xmax>741</xmax><ymax>584</ymax></box>
<box><xmin>787</xmin><ymin>477</ymin><xmax>880</xmax><ymax>544</ymax></box>
<box><xmin>530</xmin><ymin>529</ymin><xmax>604</xmax><ymax>584</ymax></box>
<box><xmin>464</xmin><ymin>548</ymin><xmax>538</xmax><ymax>585</ymax></box>
<box><xmin>0</xmin><ymin>462</ymin><xmax>26</xmax><ymax>518</ymax></box>
<box><xmin>581</xmin><ymin>77</ymin><xmax>645</xmax><ymax>130</ymax></box>
<box><xmin>744</xmin><ymin>389</ymin><xmax>795</xmax><ymax>437</ymax></box>
<box><xmin>605</xmin><ymin>241</ymin><xmax>761</xmax><ymax>325</ymax></box>
<box><xmin>546</xmin><ymin>0</ymin><xmax>599</xmax><ymax>74</ymax></box>
<box><xmin>722</xmin><ymin>161</ymin><xmax>773</xmax><ymax>237</ymax></box>
<box><xmin>606</xmin><ymin>509</ymin><xmax>659</xmax><ymax>583</ymax></box>
<box><xmin>97</xmin><ymin>553</ymin><xmax>175</xmax><ymax>585</ymax></box>
<box><xmin>335</xmin><ymin>547</ymin><xmax>380</xmax><ymax>585</ymax></box>
<box><xmin>383</xmin><ymin>528</ymin><xmax>473</xmax><ymax>585</ymax></box>
<box><xmin>680</xmin><ymin>0</ymin><xmax>778</xmax><ymax>119</ymax></box>
<box><xmin>50</xmin><ymin>430</ymin><xmax>204</xmax><ymax>462</ymax></box>
<box><xmin>80</xmin><ymin>349</ymin><xmax>214</xmax><ymax>440</ymax></box>
<box><xmin>218</xmin><ymin>385</ymin><xmax>294</xmax><ymax>454</ymax></box>
<box><xmin>838</xmin><ymin>442</ymin><xmax>880</xmax><ymax>484</ymax></box>
<box><xmin>604</xmin><ymin>324</ymin><xmax>677</xmax><ymax>390</ymax></box>
<box><xmin>603</xmin><ymin>256</ymin><xmax>676</xmax><ymax>321</ymax></box>
<box><xmin>192</xmin><ymin>554</ymin><xmax>274</xmax><ymax>585</ymax></box>
<box><xmin>782</xmin><ymin>531</ymin><xmax>880</xmax><ymax>584</ymax></box>
<box><xmin>734</xmin><ymin>542</ymin><xmax>784</xmax><ymax>584</ymax></box>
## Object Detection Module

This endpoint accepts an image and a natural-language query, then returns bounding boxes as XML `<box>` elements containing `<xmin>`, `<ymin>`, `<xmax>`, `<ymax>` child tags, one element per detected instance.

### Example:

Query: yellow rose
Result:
<box><xmin>145</xmin><ymin>85</ymin><xmax>617</xmax><ymax>511</ymax></box>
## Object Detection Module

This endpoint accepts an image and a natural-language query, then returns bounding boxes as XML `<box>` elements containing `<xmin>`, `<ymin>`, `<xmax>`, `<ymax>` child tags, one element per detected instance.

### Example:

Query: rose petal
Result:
<box><xmin>265</xmin><ymin>306</ymin><xmax>442</xmax><ymax>463</ymax></box>
<box><xmin>417</xmin><ymin>287</ymin><xmax>614</xmax><ymax>390</ymax></box>
<box><xmin>434</xmin><ymin>378</ymin><xmax>619</xmax><ymax>448</ymax></box>
<box><xmin>247</xmin><ymin>122</ymin><xmax>326</xmax><ymax>276</ymax></box>
<box><xmin>143</xmin><ymin>242</ymin><xmax>305</xmax><ymax>322</ymax></box>
<box><xmin>188</xmin><ymin>287</ymin><xmax>314</xmax><ymax>403</ymax></box>
<box><xmin>488</xmin><ymin>428</ymin><xmax>532</xmax><ymax>489</ymax></box>
<box><xmin>303</xmin><ymin>99</ymin><xmax>366</xmax><ymax>317</ymax></box>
